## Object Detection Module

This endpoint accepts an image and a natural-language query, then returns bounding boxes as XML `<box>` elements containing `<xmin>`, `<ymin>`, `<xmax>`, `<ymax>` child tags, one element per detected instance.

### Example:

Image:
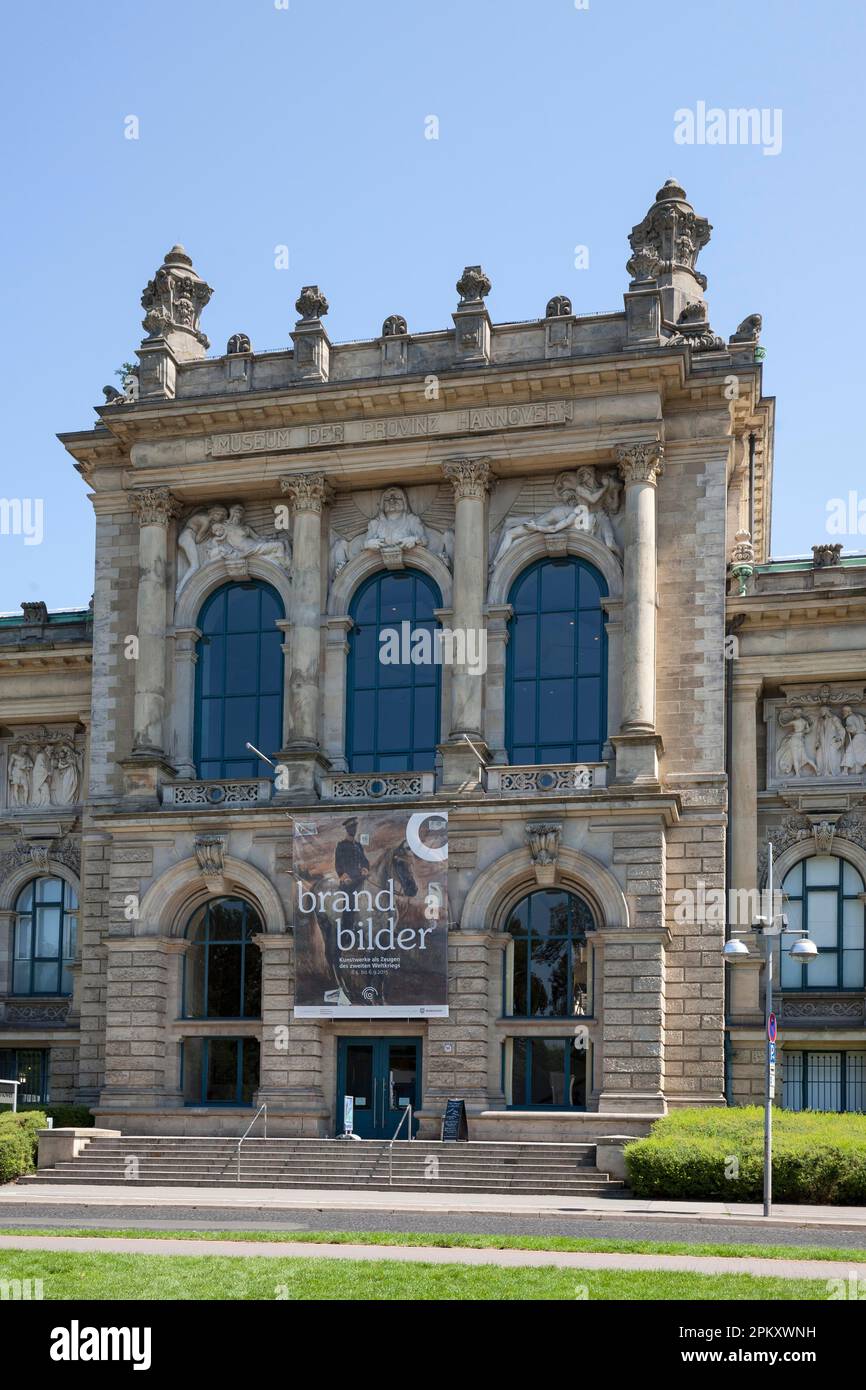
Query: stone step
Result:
<box><xmin>43</xmin><ymin>1166</ymin><xmax>615</xmax><ymax>1185</ymax></box>
<box><xmin>47</xmin><ymin>1163</ymin><xmax>604</xmax><ymax>1179</ymax></box>
<box><xmin>80</xmin><ymin>1139</ymin><xmax>598</xmax><ymax>1155</ymax></box>
<box><xmin>32</xmin><ymin>1134</ymin><xmax>625</xmax><ymax>1197</ymax></box>
<box><xmin>22</xmin><ymin>1173</ymin><xmax>622</xmax><ymax>1193</ymax></box>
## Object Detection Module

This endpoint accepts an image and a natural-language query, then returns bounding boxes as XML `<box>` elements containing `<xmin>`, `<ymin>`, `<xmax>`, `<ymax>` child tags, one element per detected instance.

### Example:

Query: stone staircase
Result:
<box><xmin>24</xmin><ymin>1135</ymin><xmax>626</xmax><ymax>1196</ymax></box>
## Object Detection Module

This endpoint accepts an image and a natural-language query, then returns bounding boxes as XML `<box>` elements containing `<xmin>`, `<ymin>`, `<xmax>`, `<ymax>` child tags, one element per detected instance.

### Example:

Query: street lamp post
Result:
<box><xmin>722</xmin><ymin>840</ymin><xmax>818</xmax><ymax>1217</ymax></box>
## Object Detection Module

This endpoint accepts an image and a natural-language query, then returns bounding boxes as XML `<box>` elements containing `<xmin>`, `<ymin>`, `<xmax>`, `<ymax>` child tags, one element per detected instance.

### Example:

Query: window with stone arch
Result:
<box><xmin>505</xmin><ymin>556</ymin><xmax>607</xmax><ymax>765</ymax></box>
<box><xmin>345</xmin><ymin>569</ymin><xmax>442</xmax><ymax>773</ymax></box>
<box><xmin>194</xmin><ymin>580</ymin><xmax>284</xmax><ymax>779</ymax></box>
<box><xmin>503</xmin><ymin>887</ymin><xmax>596</xmax><ymax>1018</ymax></box>
<box><xmin>183</xmin><ymin>897</ymin><xmax>263</xmax><ymax>1019</ymax></box>
<box><xmin>13</xmin><ymin>877</ymin><xmax>78</xmax><ymax>996</ymax></box>
<box><xmin>779</xmin><ymin>854</ymin><xmax>865</xmax><ymax>991</ymax></box>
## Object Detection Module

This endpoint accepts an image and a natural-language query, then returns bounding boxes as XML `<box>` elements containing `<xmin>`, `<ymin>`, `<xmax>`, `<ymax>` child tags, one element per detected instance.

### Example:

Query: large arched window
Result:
<box><xmin>346</xmin><ymin>570</ymin><xmax>442</xmax><ymax>773</ymax></box>
<box><xmin>194</xmin><ymin>581</ymin><xmax>284</xmax><ymax>779</ymax></box>
<box><xmin>183</xmin><ymin>898</ymin><xmax>263</xmax><ymax>1019</ymax></box>
<box><xmin>780</xmin><ymin>855</ymin><xmax>865</xmax><ymax>990</ymax></box>
<box><xmin>506</xmin><ymin>557</ymin><xmax>607</xmax><ymax>765</ymax></box>
<box><xmin>503</xmin><ymin>888</ymin><xmax>595</xmax><ymax>1017</ymax></box>
<box><xmin>13</xmin><ymin>878</ymin><xmax>78</xmax><ymax>996</ymax></box>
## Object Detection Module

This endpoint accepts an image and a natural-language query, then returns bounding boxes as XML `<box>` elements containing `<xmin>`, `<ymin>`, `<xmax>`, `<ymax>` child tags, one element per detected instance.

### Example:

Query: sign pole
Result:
<box><xmin>763</xmin><ymin>841</ymin><xmax>775</xmax><ymax>1219</ymax></box>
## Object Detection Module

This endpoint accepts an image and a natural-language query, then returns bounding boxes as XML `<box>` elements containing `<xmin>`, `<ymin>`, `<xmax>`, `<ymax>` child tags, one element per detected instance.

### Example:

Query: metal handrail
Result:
<box><xmin>236</xmin><ymin>1102</ymin><xmax>267</xmax><ymax>1182</ymax></box>
<box><xmin>387</xmin><ymin>1104</ymin><xmax>413</xmax><ymax>1187</ymax></box>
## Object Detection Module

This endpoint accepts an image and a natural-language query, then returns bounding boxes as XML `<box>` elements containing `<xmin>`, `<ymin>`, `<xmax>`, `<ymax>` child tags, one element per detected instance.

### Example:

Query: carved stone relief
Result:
<box><xmin>489</xmin><ymin>468</ymin><xmax>622</xmax><ymax>572</ymax></box>
<box><xmin>758</xmin><ymin>812</ymin><xmax>866</xmax><ymax>884</ymax></box>
<box><xmin>328</xmin><ymin>484</ymin><xmax>454</xmax><ymax>581</ymax></box>
<box><xmin>176</xmin><ymin>502</ymin><xmax>291</xmax><ymax>594</ymax></box>
<box><xmin>4</xmin><ymin>726</ymin><xmax>84</xmax><ymax>809</ymax></box>
<box><xmin>765</xmin><ymin>685</ymin><xmax>866</xmax><ymax>788</ymax></box>
<box><xmin>526</xmin><ymin>821</ymin><xmax>562</xmax><ymax>886</ymax></box>
<box><xmin>0</xmin><ymin>834</ymin><xmax>80</xmax><ymax>884</ymax></box>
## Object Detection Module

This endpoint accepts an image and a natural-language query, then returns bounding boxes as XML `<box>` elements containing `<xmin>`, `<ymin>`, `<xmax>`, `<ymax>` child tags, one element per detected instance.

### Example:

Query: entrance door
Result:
<box><xmin>337</xmin><ymin>1038</ymin><xmax>421</xmax><ymax>1139</ymax></box>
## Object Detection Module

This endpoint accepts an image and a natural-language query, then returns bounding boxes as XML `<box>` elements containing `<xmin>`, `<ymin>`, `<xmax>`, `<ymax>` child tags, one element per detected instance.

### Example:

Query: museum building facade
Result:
<box><xmin>2</xmin><ymin>178</ymin><xmax>866</xmax><ymax>1139</ymax></box>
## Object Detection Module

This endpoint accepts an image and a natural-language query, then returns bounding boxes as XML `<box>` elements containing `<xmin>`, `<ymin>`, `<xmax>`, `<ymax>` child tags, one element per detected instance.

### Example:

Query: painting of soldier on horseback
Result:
<box><xmin>293</xmin><ymin>810</ymin><xmax>449</xmax><ymax>1016</ymax></box>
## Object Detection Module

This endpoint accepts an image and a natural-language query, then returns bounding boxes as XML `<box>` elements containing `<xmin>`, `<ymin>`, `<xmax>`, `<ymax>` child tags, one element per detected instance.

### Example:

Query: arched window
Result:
<box><xmin>504</xmin><ymin>888</ymin><xmax>595</xmax><ymax>1017</ymax></box>
<box><xmin>346</xmin><ymin>570</ymin><xmax>442</xmax><ymax>773</ymax></box>
<box><xmin>183</xmin><ymin>898</ymin><xmax>262</xmax><ymax>1019</ymax></box>
<box><xmin>780</xmin><ymin>855</ymin><xmax>865</xmax><ymax>990</ymax></box>
<box><xmin>506</xmin><ymin>557</ymin><xmax>607</xmax><ymax>765</ymax></box>
<box><xmin>194</xmin><ymin>581</ymin><xmax>284</xmax><ymax>779</ymax></box>
<box><xmin>13</xmin><ymin>878</ymin><xmax>78</xmax><ymax>996</ymax></box>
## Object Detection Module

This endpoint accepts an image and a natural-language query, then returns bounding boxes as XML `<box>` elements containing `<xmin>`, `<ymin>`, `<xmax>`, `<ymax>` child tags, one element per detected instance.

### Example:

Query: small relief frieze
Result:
<box><xmin>764</xmin><ymin>685</ymin><xmax>866</xmax><ymax>789</ymax></box>
<box><xmin>489</xmin><ymin>469</ymin><xmax>623</xmax><ymax>575</ymax></box>
<box><xmin>176</xmin><ymin>502</ymin><xmax>291</xmax><ymax>595</ymax></box>
<box><xmin>4</xmin><ymin>726</ymin><xmax>84</xmax><ymax>810</ymax></box>
<box><xmin>328</xmin><ymin>485</ymin><xmax>454</xmax><ymax>582</ymax></box>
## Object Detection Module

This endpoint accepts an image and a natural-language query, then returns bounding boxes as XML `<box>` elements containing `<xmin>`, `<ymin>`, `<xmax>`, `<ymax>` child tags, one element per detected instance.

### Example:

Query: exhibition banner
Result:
<box><xmin>292</xmin><ymin>809</ymin><xmax>449</xmax><ymax>1017</ymax></box>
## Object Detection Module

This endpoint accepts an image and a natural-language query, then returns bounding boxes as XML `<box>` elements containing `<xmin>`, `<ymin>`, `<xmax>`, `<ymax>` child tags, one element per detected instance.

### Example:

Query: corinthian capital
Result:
<box><xmin>130</xmin><ymin>487</ymin><xmax>181</xmax><ymax>527</ymax></box>
<box><xmin>280</xmin><ymin>471</ymin><xmax>333</xmax><ymax>513</ymax></box>
<box><xmin>614</xmin><ymin>441</ymin><xmax>664</xmax><ymax>487</ymax></box>
<box><xmin>443</xmin><ymin>456</ymin><xmax>491</xmax><ymax>500</ymax></box>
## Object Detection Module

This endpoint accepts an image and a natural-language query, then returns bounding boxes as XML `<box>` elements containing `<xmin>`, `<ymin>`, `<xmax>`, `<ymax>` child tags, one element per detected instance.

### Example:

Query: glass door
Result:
<box><xmin>337</xmin><ymin>1037</ymin><xmax>420</xmax><ymax>1139</ymax></box>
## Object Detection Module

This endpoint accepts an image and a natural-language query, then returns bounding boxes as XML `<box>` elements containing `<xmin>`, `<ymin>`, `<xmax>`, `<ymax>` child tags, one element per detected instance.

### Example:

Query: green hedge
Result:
<box><xmin>0</xmin><ymin>1103</ymin><xmax>93</xmax><ymax>1128</ymax></box>
<box><xmin>624</xmin><ymin>1106</ymin><xmax>866</xmax><ymax>1204</ymax></box>
<box><xmin>0</xmin><ymin>1110</ymin><xmax>46</xmax><ymax>1184</ymax></box>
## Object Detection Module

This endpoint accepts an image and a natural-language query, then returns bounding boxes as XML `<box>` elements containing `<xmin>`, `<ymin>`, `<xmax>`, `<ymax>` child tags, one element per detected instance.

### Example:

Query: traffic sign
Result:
<box><xmin>768</xmin><ymin>1013</ymin><xmax>777</xmax><ymax>1043</ymax></box>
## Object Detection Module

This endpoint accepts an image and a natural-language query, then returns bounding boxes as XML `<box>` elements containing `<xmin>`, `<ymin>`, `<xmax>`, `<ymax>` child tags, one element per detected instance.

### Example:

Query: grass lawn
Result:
<box><xmin>0</xmin><ymin>1248</ymin><xmax>836</xmax><ymax>1300</ymax></box>
<box><xmin>3</xmin><ymin>1226</ymin><xmax>866</xmax><ymax>1264</ymax></box>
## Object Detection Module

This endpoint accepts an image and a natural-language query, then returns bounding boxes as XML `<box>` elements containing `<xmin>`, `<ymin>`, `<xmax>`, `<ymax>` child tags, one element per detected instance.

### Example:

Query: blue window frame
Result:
<box><xmin>182</xmin><ymin>1037</ymin><xmax>259</xmax><ymax>1107</ymax></box>
<box><xmin>183</xmin><ymin>898</ymin><xmax>262</xmax><ymax>1019</ymax></box>
<box><xmin>346</xmin><ymin>570</ymin><xmax>442</xmax><ymax>773</ymax></box>
<box><xmin>506</xmin><ymin>556</ymin><xmax>607</xmax><ymax>765</ymax></box>
<box><xmin>13</xmin><ymin>878</ymin><xmax>78</xmax><ymax>996</ymax></box>
<box><xmin>504</xmin><ymin>1037</ymin><xmax>588</xmax><ymax>1110</ymax></box>
<box><xmin>779</xmin><ymin>856</ymin><xmax>865</xmax><ymax>991</ymax></box>
<box><xmin>0</xmin><ymin>1048</ymin><xmax>49</xmax><ymax>1106</ymax></box>
<box><xmin>783</xmin><ymin>1050</ymin><xmax>866</xmax><ymax>1113</ymax></box>
<box><xmin>194</xmin><ymin>581</ymin><xmax>284</xmax><ymax>779</ymax></box>
<box><xmin>503</xmin><ymin>888</ymin><xmax>595</xmax><ymax>1018</ymax></box>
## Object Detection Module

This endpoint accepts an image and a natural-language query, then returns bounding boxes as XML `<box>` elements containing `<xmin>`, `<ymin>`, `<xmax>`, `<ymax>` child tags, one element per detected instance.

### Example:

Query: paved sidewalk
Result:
<box><xmin>0</xmin><ymin>1232</ymin><xmax>855</xmax><ymax>1279</ymax></box>
<box><xmin>5</xmin><ymin>1182</ymin><xmax>866</xmax><ymax>1229</ymax></box>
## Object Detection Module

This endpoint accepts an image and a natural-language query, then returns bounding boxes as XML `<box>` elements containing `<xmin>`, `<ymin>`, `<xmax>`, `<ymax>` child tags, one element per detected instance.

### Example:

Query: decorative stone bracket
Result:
<box><xmin>526</xmin><ymin>822</ymin><xmax>562</xmax><ymax>886</ymax></box>
<box><xmin>194</xmin><ymin>834</ymin><xmax>227</xmax><ymax>894</ymax></box>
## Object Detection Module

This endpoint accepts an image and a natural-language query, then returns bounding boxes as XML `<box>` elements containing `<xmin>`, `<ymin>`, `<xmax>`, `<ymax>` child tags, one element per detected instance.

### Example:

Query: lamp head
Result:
<box><xmin>788</xmin><ymin>938</ymin><xmax>819</xmax><ymax>962</ymax></box>
<box><xmin>722</xmin><ymin>938</ymin><xmax>751</xmax><ymax>960</ymax></box>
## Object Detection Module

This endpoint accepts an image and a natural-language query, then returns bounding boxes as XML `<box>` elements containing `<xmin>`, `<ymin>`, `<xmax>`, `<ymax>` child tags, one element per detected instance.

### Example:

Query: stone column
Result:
<box><xmin>96</xmin><ymin>936</ymin><xmax>184</xmax><ymax>1115</ymax></box>
<box><xmin>596</xmin><ymin>928</ymin><xmax>668</xmax><ymax>1115</ymax></box>
<box><xmin>323</xmin><ymin>617</ymin><xmax>353</xmax><ymax>770</ymax></box>
<box><xmin>440</xmin><ymin>457</ymin><xmax>491</xmax><ymax>787</ymax></box>
<box><xmin>254</xmin><ymin>934</ymin><xmax>328</xmax><ymax>1135</ymax></box>
<box><xmin>170</xmin><ymin>625</ymin><xmax>201</xmax><ymax>778</ymax></box>
<box><xmin>279</xmin><ymin>472</ymin><xmax>331</xmax><ymax>798</ymax></box>
<box><xmin>729</xmin><ymin>675</ymin><xmax>763</xmax><ymax>1019</ymax></box>
<box><xmin>420</xmin><ymin>930</ymin><xmax>499</xmax><ymax>1134</ymax></box>
<box><xmin>730</xmin><ymin>676</ymin><xmax>761</xmax><ymax>894</ymax></box>
<box><xmin>612</xmin><ymin>442</ymin><xmax>664</xmax><ymax>784</ymax></box>
<box><xmin>126</xmin><ymin>488</ymin><xmax>179</xmax><ymax>789</ymax></box>
<box><xmin>483</xmin><ymin>603</ymin><xmax>512</xmax><ymax>763</ymax></box>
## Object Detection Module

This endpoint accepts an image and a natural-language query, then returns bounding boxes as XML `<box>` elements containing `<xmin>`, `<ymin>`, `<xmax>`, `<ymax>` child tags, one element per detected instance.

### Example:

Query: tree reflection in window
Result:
<box><xmin>504</xmin><ymin>889</ymin><xmax>594</xmax><ymax>1017</ymax></box>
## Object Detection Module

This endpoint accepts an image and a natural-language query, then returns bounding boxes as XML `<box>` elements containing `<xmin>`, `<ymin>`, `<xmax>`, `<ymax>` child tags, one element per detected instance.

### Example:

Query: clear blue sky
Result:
<box><xmin>1</xmin><ymin>0</ymin><xmax>863</xmax><ymax>611</ymax></box>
